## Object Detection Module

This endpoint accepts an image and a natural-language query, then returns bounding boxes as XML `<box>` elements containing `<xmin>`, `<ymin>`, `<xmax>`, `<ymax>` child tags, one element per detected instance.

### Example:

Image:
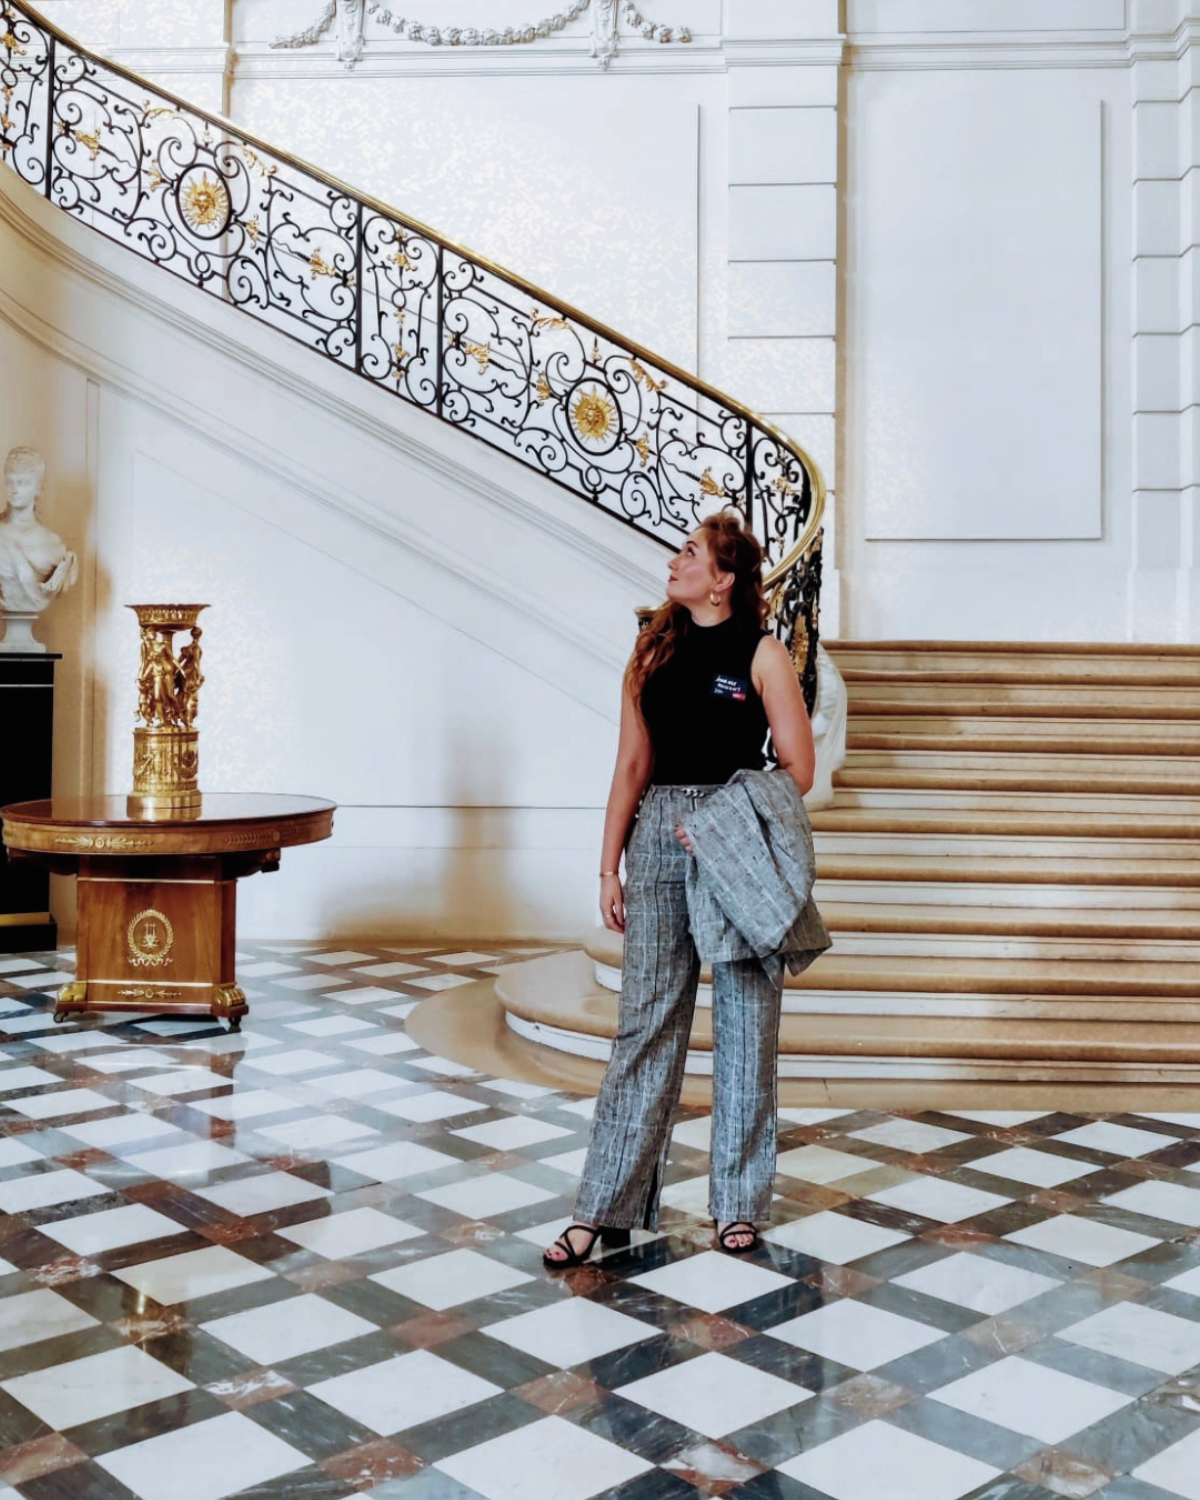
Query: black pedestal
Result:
<box><xmin>0</xmin><ymin>654</ymin><xmax>59</xmax><ymax>952</ymax></box>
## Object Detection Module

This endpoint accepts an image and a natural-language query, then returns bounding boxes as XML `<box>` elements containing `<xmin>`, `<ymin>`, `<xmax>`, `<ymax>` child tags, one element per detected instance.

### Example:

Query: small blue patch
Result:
<box><xmin>712</xmin><ymin>674</ymin><xmax>750</xmax><ymax>702</ymax></box>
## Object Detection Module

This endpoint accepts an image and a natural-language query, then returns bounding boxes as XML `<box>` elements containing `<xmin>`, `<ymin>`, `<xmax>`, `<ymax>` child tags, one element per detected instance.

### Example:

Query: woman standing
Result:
<box><xmin>544</xmin><ymin>509</ymin><xmax>817</xmax><ymax>1267</ymax></box>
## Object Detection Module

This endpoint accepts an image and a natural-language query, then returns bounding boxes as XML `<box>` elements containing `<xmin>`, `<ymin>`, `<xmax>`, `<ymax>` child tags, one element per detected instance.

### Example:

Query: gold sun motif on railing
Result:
<box><xmin>181</xmin><ymin>172</ymin><xmax>228</xmax><ymax>231</ymax></box>
<box><xmin>570</xmin><ymin>385</ymin><xmax>618</xmax><ymax>447</ymax></box>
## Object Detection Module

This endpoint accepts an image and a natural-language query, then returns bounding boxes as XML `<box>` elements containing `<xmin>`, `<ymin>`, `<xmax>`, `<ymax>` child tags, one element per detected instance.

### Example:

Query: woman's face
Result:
<box><xmin>666</xmin><ymin>531</ymin><xmax>731</xmax><ymax>609</ymax></box>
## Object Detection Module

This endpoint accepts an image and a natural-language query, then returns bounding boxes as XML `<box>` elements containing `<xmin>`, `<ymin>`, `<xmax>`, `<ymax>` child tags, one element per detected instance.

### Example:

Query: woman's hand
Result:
<box><xmin>600</xmin><ymin>873</ymin><xmax>626</xmax><ymax>933</ymax></box>
<box><xmin>674</xmin><ymin>824</ymin><xmax>694</xmax><ymax>855</ymax></box>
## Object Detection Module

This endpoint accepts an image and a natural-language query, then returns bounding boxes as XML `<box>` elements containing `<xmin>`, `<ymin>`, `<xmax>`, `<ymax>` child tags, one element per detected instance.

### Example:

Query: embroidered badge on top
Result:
<box><xmin>713</xmin><ymin>674</ymin><xmax>750</xmax><ymax>702</ymax></box>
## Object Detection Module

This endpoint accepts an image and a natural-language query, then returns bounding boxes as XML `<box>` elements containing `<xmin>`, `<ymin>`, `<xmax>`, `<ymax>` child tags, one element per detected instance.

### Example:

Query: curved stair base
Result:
<box><xmin>493</xmin><ymin>951</ymin><xmax>1200</xmax><ymax>1085</ymax></box>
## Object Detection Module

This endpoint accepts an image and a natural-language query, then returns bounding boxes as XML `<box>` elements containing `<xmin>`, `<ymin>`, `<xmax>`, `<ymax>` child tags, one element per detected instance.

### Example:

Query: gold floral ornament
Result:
<box><xmin>535</xmin><ymin>372</ymin><xmax>552</xmax><ymax>404</ymax></box>
<box><xmin>180</xmin><ymin>171</ymin><xmax>230</xmax><ymax>234</ymax></box>
<box><xmin>75</xmin><ymin>130</ymin><xmax>103</xmax><ymax>162</ymax></box>
<box><xmin>699</xmin><ymin>467</ymin><xmax>728</xmax><ymax>499</ymax></box>
<box><xmin>464</xmin><ymin>340</ymin><xmax>491</xmax><ymax>371</ymax></box>
<box><xmin>310</xmin><ymin>249</ymin><xmax>354</xmax><ymax>285</ymax></box>
<box><xmin>569</xmin><ymin>384</ymin><xmax>619</xmax><ymax>449</ymax></box>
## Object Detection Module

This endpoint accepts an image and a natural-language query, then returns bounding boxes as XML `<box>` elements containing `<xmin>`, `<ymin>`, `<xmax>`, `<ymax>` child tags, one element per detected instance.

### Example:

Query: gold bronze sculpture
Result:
<box><xmin>128</xmin><ymin>604</ymin><xmax>208</xmax><ymax>817</ymax></box>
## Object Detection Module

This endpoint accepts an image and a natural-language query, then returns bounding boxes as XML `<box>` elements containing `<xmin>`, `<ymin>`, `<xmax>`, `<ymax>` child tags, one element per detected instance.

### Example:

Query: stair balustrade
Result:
<box><xmin>0</xmin><ymin>0</ymin><xmax>826</xmax><ymax>704</ymax></box>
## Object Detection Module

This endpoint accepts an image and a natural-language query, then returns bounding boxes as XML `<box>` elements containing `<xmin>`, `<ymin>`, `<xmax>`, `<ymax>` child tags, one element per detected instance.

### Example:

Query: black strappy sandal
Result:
<box><xmin>542</xmin><ymin>1223</ymin><xmax>631</xmax><ymax>1269</ymax></box>
<box><xmin>716</xmin><ymin>1221</ymin><xmax>759</xmax><ymax>1256</ymax></box>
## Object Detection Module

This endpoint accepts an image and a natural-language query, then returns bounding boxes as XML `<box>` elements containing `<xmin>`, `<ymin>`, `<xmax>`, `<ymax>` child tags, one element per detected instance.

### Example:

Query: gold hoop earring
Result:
<box><xmin>709</xmin><ymin>590</ymin><xmax>721</xmax><ymax>607</ymax></box>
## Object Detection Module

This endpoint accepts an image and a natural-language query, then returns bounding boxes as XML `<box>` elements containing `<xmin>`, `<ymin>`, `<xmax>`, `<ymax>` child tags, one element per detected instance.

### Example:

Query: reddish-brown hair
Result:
<box><xmin>627</xmin><ymin>510</ymin><xmax>767</xmax><ymax>708</ymax></box>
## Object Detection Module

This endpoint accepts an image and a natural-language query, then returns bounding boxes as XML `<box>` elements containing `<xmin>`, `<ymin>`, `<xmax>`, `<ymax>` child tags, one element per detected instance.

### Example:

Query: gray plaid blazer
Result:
<box><xmin>682</xmin><ymin>768</ymin><xmax>832</xmax><ymax>983</ymax></box>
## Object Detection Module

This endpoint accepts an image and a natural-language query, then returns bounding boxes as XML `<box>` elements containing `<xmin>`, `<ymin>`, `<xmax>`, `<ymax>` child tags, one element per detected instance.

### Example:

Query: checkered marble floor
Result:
<box><xmin>1</xmin><ymin>947</ymin><xmax>1200</xmax><ymax>1499</ymax></box>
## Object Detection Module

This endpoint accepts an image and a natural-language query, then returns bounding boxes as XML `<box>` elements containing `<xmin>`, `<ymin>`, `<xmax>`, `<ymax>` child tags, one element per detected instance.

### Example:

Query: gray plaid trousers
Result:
<box><xmin>574</xmin><ymin>785</ymin><xmax>784</xmax><ymax>1230</ymax></box>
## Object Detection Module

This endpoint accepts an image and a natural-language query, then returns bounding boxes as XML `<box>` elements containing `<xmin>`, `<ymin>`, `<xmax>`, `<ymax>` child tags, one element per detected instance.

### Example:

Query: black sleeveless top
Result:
<box><xmin>641</xmin><ymin>615</ymin><xmax>770</xmax><ymax>786</ymax></box>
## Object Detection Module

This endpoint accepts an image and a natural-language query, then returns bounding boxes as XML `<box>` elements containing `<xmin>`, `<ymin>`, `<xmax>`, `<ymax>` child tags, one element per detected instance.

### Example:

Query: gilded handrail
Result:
<box><xmin>0</xmin><ymin>0</ymin><xmax>825</xmax><ymax>698</ymax></box>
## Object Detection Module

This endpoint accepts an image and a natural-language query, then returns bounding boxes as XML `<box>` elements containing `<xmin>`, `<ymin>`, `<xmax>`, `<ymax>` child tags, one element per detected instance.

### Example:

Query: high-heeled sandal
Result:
<box><xmin>542</xmin><ymin>1223</ymin><xmax>631</xmax><ymax>1269</ymax></box>
<box><xmin>716</xmin><ymin>1221</ymin><xmax>759</xmax><ymax>1256</ymax></box>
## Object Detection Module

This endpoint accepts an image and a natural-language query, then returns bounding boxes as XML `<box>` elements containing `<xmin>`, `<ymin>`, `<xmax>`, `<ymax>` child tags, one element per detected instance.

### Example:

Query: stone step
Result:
<box><xmin>845</xmin><ymin>684</ymin><xmax>1200</xmax><ymax>716</ymax></box>
<box><xmin>818</xmin><ymin>900</ymin><xmax>1200</xmax><ymax>938</ymax></box>
<box><xmin>836</xmin><ymin>762</ymin><xmax>1200</xmax><ymax>795</ymax></box>
<box><xmin>810</xmin><ymin>805</ymin><xmax>1200</xmax><ymax>840</ymax></box>
<box><xmin>812</xmin><ymin>878</ymin><xmax>1200</xmax><ymax>910</ymax></box>
<box><xmin>813</xmin><ymin>831</ymin><xmax>1200</xmax><ymax>860</ymax></box>
<box><xmin>827</xmin><ymin>640</ymin><xmax>1200</xmax><ymax>683</ymax></box>
<box><xmin>814</xmin><ymin>852</ymin><xmax>1200</xmax><ymax>884</ymax></box>
<box><xmin>847</xmin><ymin>718</ymin><xmax>1200</xmax><ymax>754</ymax></box>
<box><xmin>827</xmin><ymin>788</ymin><xmax>1200</xmax><ymax>816</ymax></box>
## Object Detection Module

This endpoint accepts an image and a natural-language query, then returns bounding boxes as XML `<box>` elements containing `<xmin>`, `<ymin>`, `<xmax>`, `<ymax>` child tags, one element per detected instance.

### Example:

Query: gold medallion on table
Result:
<box><xmin>127</xmin><ymin>908</ymin><xmax>175</xmax><ymax>968</ymax></box>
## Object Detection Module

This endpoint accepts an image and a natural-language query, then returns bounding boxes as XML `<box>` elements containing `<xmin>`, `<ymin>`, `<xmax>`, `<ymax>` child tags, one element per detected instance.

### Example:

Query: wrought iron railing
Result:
<box><xmin>0</xmin><ymin>0</ymin><xmax>826</xmax><ymax>706</ymax></box>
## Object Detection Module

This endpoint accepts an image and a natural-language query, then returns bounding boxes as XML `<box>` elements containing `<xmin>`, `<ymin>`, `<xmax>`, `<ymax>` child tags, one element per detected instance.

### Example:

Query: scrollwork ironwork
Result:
<box><xmin>1</xmin><ymin>0</ymin><xmax>824</xmax><ymax>680</ymax></box>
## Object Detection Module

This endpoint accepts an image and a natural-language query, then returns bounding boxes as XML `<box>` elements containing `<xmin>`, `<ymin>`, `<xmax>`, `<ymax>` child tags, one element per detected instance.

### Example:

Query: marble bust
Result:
<box><xmin>0</xmin><ymin>447</ymin><xmax>78</xmax><ymax>652</ymax></box>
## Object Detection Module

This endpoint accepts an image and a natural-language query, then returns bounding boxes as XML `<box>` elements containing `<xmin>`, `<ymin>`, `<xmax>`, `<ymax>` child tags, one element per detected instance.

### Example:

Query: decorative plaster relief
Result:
<box><xmin>271</xmin><ymin>0</ymin><xmax>691</xmax><ymax>68</ymax></box>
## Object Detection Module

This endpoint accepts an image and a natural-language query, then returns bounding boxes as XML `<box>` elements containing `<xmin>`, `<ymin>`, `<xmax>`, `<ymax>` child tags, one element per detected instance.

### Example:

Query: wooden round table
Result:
<box><xmin>1</xmin><ymin>794</ymin><xmax>335</xmax><ymax>1030</ymax></box>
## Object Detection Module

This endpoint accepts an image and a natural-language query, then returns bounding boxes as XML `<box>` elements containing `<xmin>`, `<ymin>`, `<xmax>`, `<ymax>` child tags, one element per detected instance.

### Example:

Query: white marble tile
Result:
<box><xmin>335</xmin><ymin>1141</ymin><xmax>460</xmax><ymax>1182</ymax></box>
<box><xmin>779</xmin><ymin>1419</ymin><xmax>999</xmax><ymax>1500</ymax></box>
<box><xmin>374</xmin><ymin>1090</ymin><xmax>489</xmax><ymax>1123</ymax></box>
<box><xmin>285</xmin><ymin>1015</ymin><xmax>376</xmax><ymax>1037</ymax></box>
<box><xmin>670</xmin><ymin>1117</ymin><xmax>712</xmax><ymax>1151</ymax></box>
<box><xmin>124</xmin><ymin>1141</ymin><xmax>252</xmax><ymax>1181</ymax></box>
<box><xmin>330</xmin><ymin>987</ymin><xmax>408</xmax><ymax>1005</ymax></box>
<box><xmin>345</xmin><ymin>1032</ymin><xmax>419</xmax><ymax>1054</ymax></box>
<box><xmin>630</xmin><ymin>1251</ymin><xmax>794</xmax><ymax>1313</ymax></box>
<box><xmin>538</xmin><ymin>1148</ymin><xmax>589</xmax><ymax>1177</ymax></box>
<box><xmin>618</xmin><ymin>1350</ymin><xmax>812</xmax><ymax>1438</ymax></box>
<box><xmin>407</xmin><ymin>974</ymin><xmax>475</xmax><ymax>992</ymax></box>
<box><xmin>1052</xmin><ymin>1121</ymin><xmax>1178</xmax><ymax>1158</ymax></box>
<box><xmin>659</xmin><ymin>1174</ymin><xmax>713</xmax><ymax>1218</ymax></box>
<box><xmin>0</xmin><ymin>1289</ymin><xmax>98</xmax><ymax>1352</ymax></box>
<box><xmin>946</xmin><ymin>1111</ymin><xmax>1051</xmax><ymax>1127</ymax></box>
<box><xmin>311</xmin><ymin>1349</ymin><xmax>502</xmax><ymax>1434</ymax></box>
<box><xmin>242</xmin><ymin>1049</ymin><xmax>342</xmax><ymax>1077</ymax></box>
<box><xmin>558</xmin><ymin>1097</ymin><xmax>596</xmax><ymax>1120</ymax></box>
<box><xmin>98</xmin><ymin>1410</ymin><xmax>309</xmax><ymax>1500</ymax></box>
<box><xmin>255</xmin><ymin>1115</ymin><xmax>379</xmax><ymax>1152</ymax></box>
<box><xmin>431</xmin><ymin>952</ymin><xmax>496</xmax><ymax>967</ymax></box>
<box><xmin>1058</xmin><ymin>1301</ymin><xmax>1200</xmax><ymax>1374</ymax></box>
<box><xmin>1134</xmin><ymin>1424</ymin><xmax>1200</xmax><ymax>1499</ymax></box>
<box><xmin>113</xmin><ymin>1246</ymin><xmax>275</xmax><ymax>1305</ymax></box>
<box><xmin>1101</xmin><ymin>1179</ymin><xmax>1200</xmax><ymax>1228</ymax></box>
<box><xmin>202</xmin><ymin>1292</ymin><xmax>376</xmax><ymax>1363</ymax></box>
<box><xmin>1004</xmin><ymin>1214</ymin><xmax>1161</xmax><ymax>1267</ymax></box>
<box><xmin>5</xmin><ymin>1088</ymin><xmax>115</xmax><ymax>1119</ymax></box>
<box><xmin>58</xmin><ymin>1113</ymin><xmax>182</xmax><ymax>1150</ymax></box>
<box><xmin>372</xmin><ymin>1248</ymin><xmax>533</xmax><ymax>1309</ymax></box>
<box><xmin>306</xmin><ymin>951</ymin><xmax>377</xmax><ymax>965</ymax></box>
<box><xmin>0</xmin><ymin>959</ymin><xmax>44</xmax><ymax>974</ymax></box>
<box><xmin>276</xmin><ymin>974</ymin><xmax>350</xmax><ymax>991</ymax></box>
<box><xmin>777</xmin><ymin>1108</ymin><xmax>854</xmax><ymax>1126</ymax></box>
<box><xmin>417</xmin><ymin>1173</ymin><xmax>556</xmax><ymax>1219</ymax></box>
<box><xmin>275</xmin><ymin>1208</ymin><xmax>425</xmax><ymax>1258</ymax></box>
<box><xmin>436</xmin><ymin>1415</ymin><xmax>652</xmax><ymax>1500</ymax></box>
<box><xmin>892</xmin><ymin>1252</ymin><xmax>1060</xmax><ymax>1315</ymax></box>
<box><xmin>408</xmin><ymin>1055</ymin><xmax>479</xmax><ymax>1077</ymax></box>
<box><xmin>352</xmin><ymin>961</ymin><xmax>428</xmax><ymax>977</ymax></box>
<box><xmin>235</xmin><ymin>962</ymin><xmax>300</xmax><ymax>977</ymax></box>
<box><xmin>850</xmin><ymin>1120</ymin><xmax>971</xmax><ymax>1153</ymax></box>
<box><xmin>931</xmin><ymin>1354</ymin><xmax>1131</xmax><ymax>1442</ymax></box>
<box><xmin>77</xmin><ymin>1049</ymin><xmax>177</xmax><ymax>1074</ymax></box>
<box><xmin>39</xmin><ymin>1204</ymin><xmax>186</xmax><ymax>1255</ymax></box>
<box><xmin>1165</xmin><ymin>1264</ymin><xmax>1200</xmax><ymax>1298</ymax></box>
<box><xmin>0</xmin><ymin>1065</ymin><xmax>62</xmax><ymax>1092</ymax></box>
<box><xmin>478</xmin><ymin>1079</ymin><xmax>557</xmax><ymax>1099</ymax></box>
<box><xmin>128</xmin><ymin>1070</ymin><xmax>228</xmax><ymax>1098</ymax></box>
<box><xmin>1</xmin><ymin>1345</ymin><xmax>194</xmax><ymax>1429</ymax></box>
<box><xmin>776</xmin><ymin>1145</ymin><xmax>873</xmax><ymax>1184</ymax></box>
<box><xmin>187</xmin><ymin>1090</ymin><xmax>297</xmax><ymax>1121</ymax></box>
<box><xmin>451</xmin><ymin>1116</ymin><xmax>573</xmax><ymax>1151</ymax></box>
<box><xmin>968</xmin><ymin>1147</ymin><xmax>1094</xmax><ymax>1188</ymax></box>
<box><xmin>0</xmin><ymin>1138</ymin><xmax>41</xmax><ymax>1167</ymax></box>
<box><xmin>763</xmin><ymin>1210</ymin><xmax>910</xmax><ymax>1264</ymax></box>
<box><xmin>768</xmin><ymin>1298</ymin><xmax>944</xmax><ymax>1370</ymax></box>
<box><xmin>485</xmin><ymin>1297</ymin><xmax>657</xmax><ymax>1366</ymax></box>
<box><xmin>0</xmin><ymin>1168</ymin><xmax>109</xmax><ymax>1213</ymax></box>
<box><xmin>377</xmin><ymin>1003</ymin><xmax>420</xmax><ymax>1022</ymax></box>
<box><xmin>307</xmin><ymin>1068</ymin><xmax>412</xmax><ymax>1099</ymax></box>
<box><xmin>193</xmin><ymin>1172</ymin><xmax>332</xmax><ymax>1216</ymax></box>
<box><xmin>868</xmin><ymin>1176</ymin><xmax>1010</xmax><ymax>1223</ymax></box>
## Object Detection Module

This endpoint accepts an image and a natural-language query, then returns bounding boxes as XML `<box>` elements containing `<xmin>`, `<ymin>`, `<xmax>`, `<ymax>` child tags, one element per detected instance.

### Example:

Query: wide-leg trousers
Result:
<box><xmin>574</xmin><ymin>785</ymin><xmax>785</xmax><ymax>1230</ymax></box>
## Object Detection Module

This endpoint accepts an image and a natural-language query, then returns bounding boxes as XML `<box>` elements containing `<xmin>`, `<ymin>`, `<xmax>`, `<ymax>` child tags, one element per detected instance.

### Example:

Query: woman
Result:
<box><xmin>544</xmin><ymin>509</ymin><xmax>816</xmax><ymax>1267</ymax></box>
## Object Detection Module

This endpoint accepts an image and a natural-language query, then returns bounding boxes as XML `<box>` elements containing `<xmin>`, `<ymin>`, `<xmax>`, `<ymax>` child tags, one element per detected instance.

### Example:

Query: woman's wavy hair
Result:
<box><xmin>627</xmin><ymin>509</ymin><xmax>768</xmax><ymax>709</ymax></box>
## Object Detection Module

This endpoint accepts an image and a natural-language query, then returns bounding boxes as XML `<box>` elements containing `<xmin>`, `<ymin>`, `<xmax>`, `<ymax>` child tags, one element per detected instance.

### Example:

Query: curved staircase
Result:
<box><xmin>497</xmin><ymin>641</ymin><xmax>1200</xmax><ymax>1084</ymax></box>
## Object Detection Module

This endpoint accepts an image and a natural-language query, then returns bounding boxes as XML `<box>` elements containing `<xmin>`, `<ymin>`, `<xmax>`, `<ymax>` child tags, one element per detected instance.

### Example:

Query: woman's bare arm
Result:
<box><xmin>599</xmin><ymin>679</ymin><xmax>654</xmax><ymax>933</ymax></box>
<box><xmin>754</xmin><ymin>636</ymin><xmax>816</xmax><ymax>795</ymax></box>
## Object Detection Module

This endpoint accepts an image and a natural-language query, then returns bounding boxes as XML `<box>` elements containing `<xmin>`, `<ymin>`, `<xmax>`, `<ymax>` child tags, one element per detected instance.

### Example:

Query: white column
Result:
<box><xmin>720</xmin><ymin>0</ymin><xmax>844</xmax><ymax>630</ymax></box>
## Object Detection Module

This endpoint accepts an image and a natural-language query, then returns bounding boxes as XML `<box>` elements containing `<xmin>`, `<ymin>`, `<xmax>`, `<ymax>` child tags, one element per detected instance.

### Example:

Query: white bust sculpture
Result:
<box><xmin>0</xmin><ymin>447</ymin><xmax>79</xmax><ymax>652</ymax></box>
